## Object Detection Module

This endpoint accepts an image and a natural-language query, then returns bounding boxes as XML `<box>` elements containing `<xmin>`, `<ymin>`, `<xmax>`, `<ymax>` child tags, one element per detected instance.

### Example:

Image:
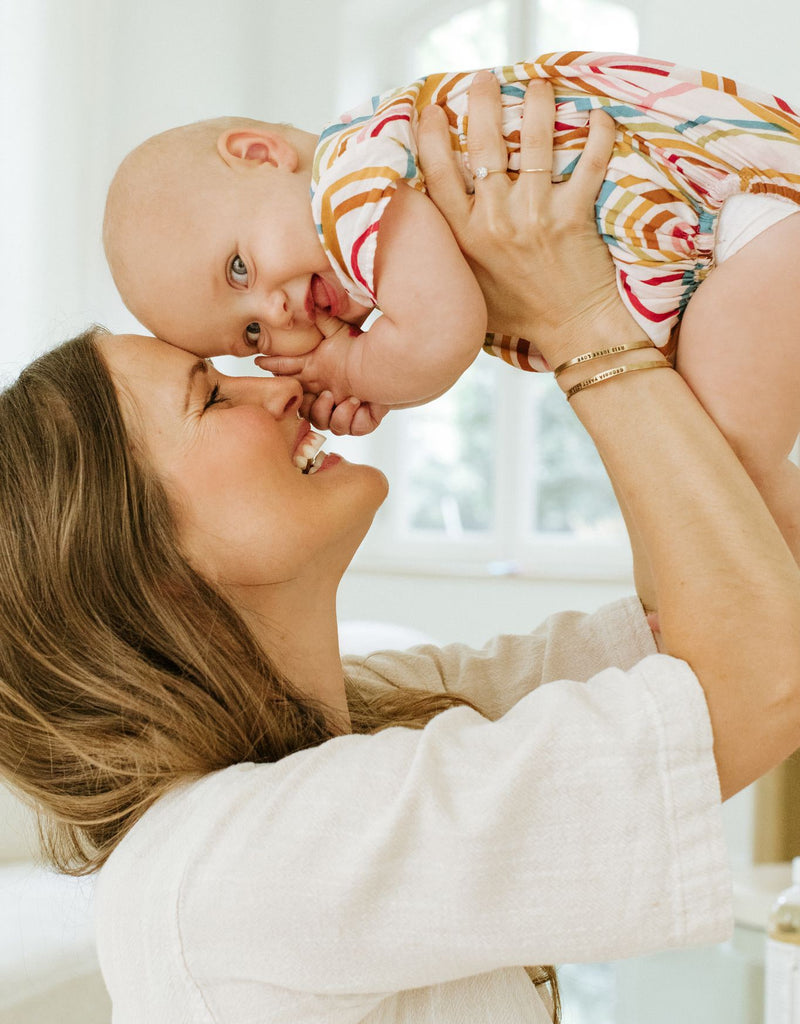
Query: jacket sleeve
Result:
<box><xmin>343</xmin><ymin>596</ymin><xmax>657</xmax><ymax>719</ymax></box>
<box><xmin>178</xmin><ymin>648</ymin><xmax>730</xmax><ymax>996</ymax></box>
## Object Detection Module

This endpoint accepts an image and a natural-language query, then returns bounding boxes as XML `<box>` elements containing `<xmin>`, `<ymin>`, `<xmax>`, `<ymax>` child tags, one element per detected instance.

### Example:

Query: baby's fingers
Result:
<box><xmin>351</xmin><ymin>402</ymin><xmax>388</xmax><ymax>436</ymax></box>
<box><xmin>302</xmin><ymin>390</ymin><xmax>336</xmax><ymax>431</ymax></box>
<box><xmin>255</xmin><ymin>354</ymin><xmax>306</xmax><ymax>376</ymax></box>
<box><xmin>315</xmin><ymin>311</ymin><xmax>358</xmax><ymax>341</ymax></box>
<box><xmin>326</xmin><ymin>397</ymin><xmax>387</xmax><ymax>435</ymax></box>
<box><xmin>328</xmin><ymin>397</ymin><xmax>363</xmax><ymax>436</ymax></box>
<box><xmin>566</xmin><ymin>108</ymin><xmax>616</xmax><ymax>207</ymax></box>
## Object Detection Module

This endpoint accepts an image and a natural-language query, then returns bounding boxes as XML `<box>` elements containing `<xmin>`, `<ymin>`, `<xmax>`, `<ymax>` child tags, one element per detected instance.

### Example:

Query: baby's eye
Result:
<box><xmin>245</xmin><ymin>322</ymin><xmax>261</xmax><ymax>347</ymax></box>
<box><xmin>229</xmin><ymin>255</ymin><xmax>249</xmax><ymax>286</ymax></box>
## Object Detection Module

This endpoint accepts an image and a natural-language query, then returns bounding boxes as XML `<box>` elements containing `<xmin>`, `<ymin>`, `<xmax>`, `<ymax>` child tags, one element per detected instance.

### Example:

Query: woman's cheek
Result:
<box><xmin>215</xmin><ymin>405</ymin><xmax>286</xmax><ymax>461</ymax></box>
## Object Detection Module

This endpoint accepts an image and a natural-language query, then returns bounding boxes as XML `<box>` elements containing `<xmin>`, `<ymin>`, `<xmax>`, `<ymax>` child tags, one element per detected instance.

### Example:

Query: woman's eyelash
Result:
<box><xmin>203</xmin><ymin>384</ymin><xmax>226</xmax><ymax>410</ymax></box>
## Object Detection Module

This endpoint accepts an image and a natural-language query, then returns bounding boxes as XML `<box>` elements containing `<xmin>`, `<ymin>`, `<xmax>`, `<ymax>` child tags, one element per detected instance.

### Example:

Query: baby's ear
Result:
<box><xmin>216</xmin><ymin>126</ymin><xmax>298</xmax><ymax>171</ymax></box>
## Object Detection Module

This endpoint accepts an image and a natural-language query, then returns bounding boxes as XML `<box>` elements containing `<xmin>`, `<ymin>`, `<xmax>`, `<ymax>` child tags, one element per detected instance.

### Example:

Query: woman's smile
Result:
<box><xmin>97</xmin><ymin>333</ymin><xmax>388</xmax><ymax>589</ymax></box>
<box><xmin>292</xmin><ymin>419</ymin><xmax>327</xmax><ymax>472</ymax></box>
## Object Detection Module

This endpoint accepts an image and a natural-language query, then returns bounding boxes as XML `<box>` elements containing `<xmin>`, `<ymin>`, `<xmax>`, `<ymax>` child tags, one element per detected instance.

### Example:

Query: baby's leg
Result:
<box><xmin>675</xmin><ymin>211</ymin><xmax>800</xmax><ymax>561</ymax></box>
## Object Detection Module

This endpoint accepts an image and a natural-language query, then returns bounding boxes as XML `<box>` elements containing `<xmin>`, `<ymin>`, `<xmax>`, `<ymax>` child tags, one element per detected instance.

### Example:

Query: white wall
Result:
<box><xmin>638</xmin><ymin>0</ymin><xmax>800</xmax><ymax>103</ymax></box>
<box><xmin>338</xmin><ymin>565</ymin><xmax>632</xmax><ymax>646</ymax></box>
<box><xmin>2</xmin><ymin>0</ymin><xmax>349</xmax><ymax>370</ymax></box>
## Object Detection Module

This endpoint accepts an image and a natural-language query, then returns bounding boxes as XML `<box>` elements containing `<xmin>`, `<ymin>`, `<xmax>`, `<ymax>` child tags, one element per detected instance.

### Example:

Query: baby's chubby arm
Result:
<box><xmin>259</xmin><ymin>183</ymin><xmax>488</xmax><ymax>414</ymax></box>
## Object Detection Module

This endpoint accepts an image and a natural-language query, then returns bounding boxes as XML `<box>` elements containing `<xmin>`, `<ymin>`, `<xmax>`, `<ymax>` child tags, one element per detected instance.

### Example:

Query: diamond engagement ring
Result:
<box><xmin>472</xmin><ymin>166</ymin><xmax>505</xmax><ymax>180</ymax></box>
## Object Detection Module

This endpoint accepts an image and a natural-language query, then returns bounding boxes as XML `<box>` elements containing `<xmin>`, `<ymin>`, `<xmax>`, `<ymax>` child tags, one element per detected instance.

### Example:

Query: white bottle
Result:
<box><xmin>765</xmin><ymin>858</ymin><xmax>800</xmax><ymax>1024</ymax></box>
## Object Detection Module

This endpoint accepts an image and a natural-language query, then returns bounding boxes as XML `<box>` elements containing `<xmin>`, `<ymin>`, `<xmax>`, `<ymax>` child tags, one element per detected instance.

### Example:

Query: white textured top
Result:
<box><xmin>95</xmin><ymin>598</ymin><xmax>732</xmax><ymax>1023</ymax></box>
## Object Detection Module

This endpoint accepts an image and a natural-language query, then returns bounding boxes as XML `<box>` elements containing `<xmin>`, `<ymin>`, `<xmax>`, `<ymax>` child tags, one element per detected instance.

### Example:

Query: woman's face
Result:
<box><xmin>98</xmin><ymin>335</ymin><xmax>388</xmax><ymax>588</ymax></box>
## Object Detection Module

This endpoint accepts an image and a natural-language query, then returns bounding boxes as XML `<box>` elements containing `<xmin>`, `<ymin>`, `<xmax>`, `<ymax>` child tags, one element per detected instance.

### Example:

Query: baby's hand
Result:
<box><xmin>299</xmin><ymin>391</ymin><xmax>389</xmax><ymax>436</ymax></box>
<box><xmin>255</xmin><ymin>314</ymin><xmax>358</xmax><ymax>400</ymax></box>
<box><xmin>257</xmin><ymin>312</ymin><xmax>389</xmax><ymax>435</ymax></box>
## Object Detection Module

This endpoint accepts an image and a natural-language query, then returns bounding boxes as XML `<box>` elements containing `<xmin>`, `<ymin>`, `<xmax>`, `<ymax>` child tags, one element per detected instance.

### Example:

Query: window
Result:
<box><xmin>413</xmin><ymin>1</ymin><xmax>510</xmax><ymax>73</ymax></box>
<box><xmin>334</xmin><ymin>0</ymin><xmax>640</xmax><ymax>579</ymax></box>
<box><xmin>535</xmin><ymin>0</ymin><xmax>639</xmax><ymax>55</ymax></box>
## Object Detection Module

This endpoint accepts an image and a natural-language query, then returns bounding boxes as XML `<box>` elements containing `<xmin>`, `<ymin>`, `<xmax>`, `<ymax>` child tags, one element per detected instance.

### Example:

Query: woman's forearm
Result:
<box><xmin>418</xmin><ymin>77</ymin><xmax>800</xmax><ymax>799</ymax></box>
<box><xmin>562</xmin><ymin>355</ymin><xmax>800</xmax><ymax>799</ymax></box>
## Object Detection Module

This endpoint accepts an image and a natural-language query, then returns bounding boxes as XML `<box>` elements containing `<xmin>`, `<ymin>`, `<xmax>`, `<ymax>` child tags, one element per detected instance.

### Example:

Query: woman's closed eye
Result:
<box><xmin>229</xmin><ymin>254</ymin><xmax>249</xmax><ymax>287</ymax></box>
<box><xmin>204</xmin><ymin>383</ymin><xmax>230</xmax><ymax>411</ymax></box>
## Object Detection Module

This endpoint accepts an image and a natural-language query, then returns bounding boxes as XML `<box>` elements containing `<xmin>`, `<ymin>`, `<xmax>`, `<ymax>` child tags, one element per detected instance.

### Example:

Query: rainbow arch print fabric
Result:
<box><xmin>310</xmin><ymin>52</ymin><xmax>800</xmax><ymax>371</ymax></box>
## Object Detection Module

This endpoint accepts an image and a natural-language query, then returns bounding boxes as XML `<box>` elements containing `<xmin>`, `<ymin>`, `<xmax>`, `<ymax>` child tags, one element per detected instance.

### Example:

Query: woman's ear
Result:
<box><xmin>216</xmin><ymin>126</ymin><xmax>299</xmax><ymax>171</ymax></box>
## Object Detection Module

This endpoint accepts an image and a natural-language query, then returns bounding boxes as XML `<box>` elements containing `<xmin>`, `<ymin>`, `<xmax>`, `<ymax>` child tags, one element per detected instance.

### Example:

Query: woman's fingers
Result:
<box><xmin>567</xmin><ymin>107</ymin><xmax>616</xmax><ymax>206</ymax></box>
<box><xmin>418</xmin><ymin>104</ymin><xmax>471</xmax><ymax>228</ymax></box>
<box><xmin>466</xmin><ymin>71</ymin><xmax>507</xmax><ymax>184</ymax></box>
<box><xmin>518</xmin><ymin>80</ymin><xmax>556</xmax><ymax>194</ymax></box>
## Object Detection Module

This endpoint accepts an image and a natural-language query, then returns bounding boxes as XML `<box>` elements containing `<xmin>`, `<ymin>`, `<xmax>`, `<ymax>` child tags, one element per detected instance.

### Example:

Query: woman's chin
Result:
<box><xmin>336</xmin><ymin>457</ymin><xmax>389</xmax><ymax>502</ymax></box>
<box><xmin>347</xmin><ymin>473</ymin><xmax>389</xmax><ymax>552</ymax></box>
<box><xmin>371</xmin><ymin>466</ymin><xmax>390</xmax><ymax>500</ymax></box>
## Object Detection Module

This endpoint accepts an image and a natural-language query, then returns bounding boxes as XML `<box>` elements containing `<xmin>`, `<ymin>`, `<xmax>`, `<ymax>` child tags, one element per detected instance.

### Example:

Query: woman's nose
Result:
<box><xmin>252</xmin><ymin>374</ymin><xmax>303</xmax><ymax>417</ymax></box>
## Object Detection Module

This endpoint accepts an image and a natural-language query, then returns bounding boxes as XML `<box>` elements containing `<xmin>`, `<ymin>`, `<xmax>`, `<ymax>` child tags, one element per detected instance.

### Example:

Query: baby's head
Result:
<box><xmin>104</xmin><ymin>117</ymin><xmax>367</xmax><ymax>359</ymax></box>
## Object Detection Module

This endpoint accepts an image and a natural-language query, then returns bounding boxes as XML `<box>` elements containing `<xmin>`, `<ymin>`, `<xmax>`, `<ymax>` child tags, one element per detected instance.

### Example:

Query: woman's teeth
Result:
<box><xmin>293</xmin><ymin>429</ymin><xmax>326</xmax><ymax>473</ymax></box>
<box><xmin>306</xmin><ymin>451</ymin><xmax>326</xmax><ymax>475</ymax></box>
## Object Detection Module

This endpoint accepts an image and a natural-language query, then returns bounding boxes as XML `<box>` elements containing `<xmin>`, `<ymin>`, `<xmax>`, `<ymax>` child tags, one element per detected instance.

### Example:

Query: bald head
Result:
<box><xmin>100</xmin><ymin>116</ymin><xmax>323</xmax><ymax>360</ymax></box>
<box><xmin>103</xmin><ymin>118</ymin><xmax>265</xmax><ymax>328</ymax></box>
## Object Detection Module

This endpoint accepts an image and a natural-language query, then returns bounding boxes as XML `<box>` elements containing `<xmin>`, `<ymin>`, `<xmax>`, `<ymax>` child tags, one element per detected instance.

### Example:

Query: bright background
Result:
<box><xmin>3</xmin><ymin>3</ymin><xmax>800</xmax><ymax>1020</ymax></box>
<box><xmin>4</xmin><ymin>0</ymin><xmax>799</xmax><ymax>648</ymax></box>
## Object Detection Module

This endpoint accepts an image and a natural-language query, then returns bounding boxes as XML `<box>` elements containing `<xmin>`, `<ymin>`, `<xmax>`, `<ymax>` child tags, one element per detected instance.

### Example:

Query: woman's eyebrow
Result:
<box><xmin>183</xmin><ymin>360</ymin><xmax>210</xmax><ymax>411</ymax></box>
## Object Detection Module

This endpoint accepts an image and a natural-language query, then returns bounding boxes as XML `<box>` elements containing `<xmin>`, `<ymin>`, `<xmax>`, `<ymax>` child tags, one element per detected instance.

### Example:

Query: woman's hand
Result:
<box><xmin>417</xmin><ymin>73</ymin><xmax>640</xmax><ymax>369</ymax></box>
<box><xmin>424</xmin><ymin>72</ymin><xmax>800</xmax><ymax>802</ymax></box>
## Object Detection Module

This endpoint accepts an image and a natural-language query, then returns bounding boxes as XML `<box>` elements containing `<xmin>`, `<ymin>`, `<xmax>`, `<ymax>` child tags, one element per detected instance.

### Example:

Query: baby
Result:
<box><xmin>104</xmin><ymin>51</ymin><xmax>800</xmax><ymax>548</ymax></box>
<box><xmin>105</xmin><ymin>53</ymin><xmax>800</xmax><ymax>425</ymax></box>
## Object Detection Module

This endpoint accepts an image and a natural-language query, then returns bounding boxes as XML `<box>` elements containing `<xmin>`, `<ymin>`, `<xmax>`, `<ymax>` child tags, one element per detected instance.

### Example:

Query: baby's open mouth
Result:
<box><xmin>308</xmin><ymin>274</ymin><xmax>337</xmax><ymax>319</ymax></box>
<box><xmin>293</xmin><ymin>428</ymin><xmax>327</xmax><ymax>475</ymax></box>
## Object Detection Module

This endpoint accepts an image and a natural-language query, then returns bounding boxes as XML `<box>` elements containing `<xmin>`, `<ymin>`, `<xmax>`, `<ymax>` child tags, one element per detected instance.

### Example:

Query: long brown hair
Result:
<box><xmin>0</xmin><ymin>329</ymin><xmax>557</xmax><ymax>1016</ymax></box>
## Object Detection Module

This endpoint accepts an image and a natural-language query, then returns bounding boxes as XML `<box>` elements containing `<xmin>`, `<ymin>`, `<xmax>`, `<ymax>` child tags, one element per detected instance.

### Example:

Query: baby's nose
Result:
<box><xmin>264</xmin><ymin>290</ymin><xmax>294</xmax><ymax>328</ymax></box>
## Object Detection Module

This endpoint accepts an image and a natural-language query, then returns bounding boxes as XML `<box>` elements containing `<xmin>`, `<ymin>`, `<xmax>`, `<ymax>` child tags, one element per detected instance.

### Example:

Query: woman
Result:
<box><xmin>1</xmin><ymin>82</ymin><xmax>799</xmax><ymax>1023</ymax></box>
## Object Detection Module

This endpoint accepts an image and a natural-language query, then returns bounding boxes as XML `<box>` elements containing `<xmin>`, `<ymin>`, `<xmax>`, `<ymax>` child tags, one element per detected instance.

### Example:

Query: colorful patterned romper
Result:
<box><xmin>310</xmin><ymin>52</ymin><xmax>800</xmax><ymax>371</ymax></box>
